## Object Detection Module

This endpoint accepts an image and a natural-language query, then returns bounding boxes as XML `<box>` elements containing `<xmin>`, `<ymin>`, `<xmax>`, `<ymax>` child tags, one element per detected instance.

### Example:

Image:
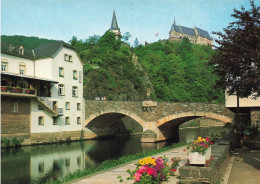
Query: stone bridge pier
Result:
<box><xmin>84</xmin><ymin>100</ymin><xmax>234</xmax><ymax>142</ymax></box>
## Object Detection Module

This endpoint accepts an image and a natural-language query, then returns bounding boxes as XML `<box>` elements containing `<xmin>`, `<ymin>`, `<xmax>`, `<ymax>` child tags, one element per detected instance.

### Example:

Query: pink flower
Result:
<box><xmin>146</xmin><ymin>167</ymin><xmax>154</xmax><ymax>175</ymax></box>
<box><xmin>152</xmin><ymin>168</ymin><xmax>158</xmax><ymax>178</ymax></box>
<box><xmin>133</xmin><ymin>173</ymin><xmax>142</xmax><ymax>182</ymax></box>
<box><xmin>210</xmin><ymin>142</ymin><xmax>213</xmax><ymax>145</ymax></box>
<box><xmin>206</xmin><ymin>137</ymin><xmax>210</xmax><ymax>142</ymax></box>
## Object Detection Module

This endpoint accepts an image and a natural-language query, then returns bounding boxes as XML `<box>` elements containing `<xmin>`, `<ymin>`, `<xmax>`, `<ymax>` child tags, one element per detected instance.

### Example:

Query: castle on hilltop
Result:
<box><xmin>169</xmin><ymin>19</ymin><xmax>213</xmax><ymax>46</ymax></box>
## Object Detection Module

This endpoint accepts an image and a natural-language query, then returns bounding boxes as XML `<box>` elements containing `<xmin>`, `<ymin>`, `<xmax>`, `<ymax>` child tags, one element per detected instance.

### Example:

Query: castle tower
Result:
<box><xmin>109</xmin><ymin>10</ymin><xmax>121</xmax><ymax>36</ymax></box>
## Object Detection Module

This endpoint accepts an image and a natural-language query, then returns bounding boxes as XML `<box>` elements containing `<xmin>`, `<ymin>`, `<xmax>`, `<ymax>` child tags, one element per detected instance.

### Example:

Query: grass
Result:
<box><xmin>46</xmin><ymin>142</ymin><xmax>186</xmax><ymax>184</ymax></box>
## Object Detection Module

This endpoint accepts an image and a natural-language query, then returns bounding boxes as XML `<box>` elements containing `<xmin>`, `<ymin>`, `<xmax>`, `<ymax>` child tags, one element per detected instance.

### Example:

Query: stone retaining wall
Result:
<box><xmin>179</xmin><ymin>144</ymin><xmax>230</xmax><ymax>183</ymax></box>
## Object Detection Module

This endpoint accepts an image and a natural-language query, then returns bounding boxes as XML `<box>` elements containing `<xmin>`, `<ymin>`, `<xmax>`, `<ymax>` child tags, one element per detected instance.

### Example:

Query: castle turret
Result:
<box><xmin>109</xmin><ymin>10</ymin><xmax>121</xmax><ymax>36</ymax></box>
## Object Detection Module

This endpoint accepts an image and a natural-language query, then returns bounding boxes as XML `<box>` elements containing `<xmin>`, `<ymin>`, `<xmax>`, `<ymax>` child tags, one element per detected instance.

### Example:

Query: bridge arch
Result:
<box><xmin>84</xmin><ymin>110</ymin><xmax>146</xmax><ymax>128</ymax></box>
<box><xmin>156</xmin><ymin>111</ymin><xmax>233</xmax><ymax>127</ymax></box>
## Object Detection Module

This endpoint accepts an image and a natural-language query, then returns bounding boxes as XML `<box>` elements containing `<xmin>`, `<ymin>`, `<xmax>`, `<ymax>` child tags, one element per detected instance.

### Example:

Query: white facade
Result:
<box><xmin>225</xmin><ymin>92</ymin><xmax>260</xmax><ymax>108</ymax></box>
<box><xmin>1</xmin><ymin>43</ymin><xmax>85</xmax><ymax>134</ymax></box>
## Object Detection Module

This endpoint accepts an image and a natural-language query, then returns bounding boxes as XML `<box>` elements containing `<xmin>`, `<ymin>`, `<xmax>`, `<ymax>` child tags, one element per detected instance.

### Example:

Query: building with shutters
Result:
<box><xmin>1</xmin><ymin>41</ymin><xmax>85</xmax><ymax>141</ymax></box>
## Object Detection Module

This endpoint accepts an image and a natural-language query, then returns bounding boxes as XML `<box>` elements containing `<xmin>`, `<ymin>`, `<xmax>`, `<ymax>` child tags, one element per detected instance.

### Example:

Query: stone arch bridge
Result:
<box><xmin>84</xmin><ymin>100</ymin><xmax>234</xmax><ymax>142</ymax></box>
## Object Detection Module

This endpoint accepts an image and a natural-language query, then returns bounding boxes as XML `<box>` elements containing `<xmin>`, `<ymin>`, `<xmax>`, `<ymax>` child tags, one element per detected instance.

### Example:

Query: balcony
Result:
<box><xmin>1</xmin><ymin>86</ymin><xmax>36</xmax><ymax>97</ymax></box>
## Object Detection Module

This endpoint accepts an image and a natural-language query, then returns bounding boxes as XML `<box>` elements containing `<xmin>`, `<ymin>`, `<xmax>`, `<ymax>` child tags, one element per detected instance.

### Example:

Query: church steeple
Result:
<box><xmin>109</xmin><ymin>10</ymin><xmax>121</xmax><ymax>36</ymax></box>
<box><xmin>174</xmin><ymin>17</ymin><xmax>176</xmax><ymax>25</ymax></box>
<box><xmin>111</xmin><ymin>10</ymin><xmax>119</xmax><ymax>30</ymax></box>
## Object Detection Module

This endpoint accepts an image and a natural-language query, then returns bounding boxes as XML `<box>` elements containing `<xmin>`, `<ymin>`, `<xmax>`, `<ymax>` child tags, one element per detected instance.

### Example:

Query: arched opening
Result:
<box><xmin>157</xmin><ymin>112</ymin><xmax>232</xmax><ymax>142</ymax></box>
<box><xmin>85</xmin><ymin>113</ymin><xmax>143</xmax><ymax>138</ymax></box>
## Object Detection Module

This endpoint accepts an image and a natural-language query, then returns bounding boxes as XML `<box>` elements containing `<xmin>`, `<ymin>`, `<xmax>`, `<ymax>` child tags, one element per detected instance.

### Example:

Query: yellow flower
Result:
<box><xmin>198</xmin><ymin>137</ymin><xmax>202</xmax><ymax>141</ymax></box>
<box><xmin>202</xmin><ymin>138</ymin><xmax>206</xmax><ymax>142</ymax></box>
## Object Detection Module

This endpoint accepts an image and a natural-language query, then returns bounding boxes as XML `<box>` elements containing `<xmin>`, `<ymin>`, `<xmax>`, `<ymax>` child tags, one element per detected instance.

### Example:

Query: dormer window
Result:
<box><xmin>19</xmin><ymin>46</ymin><xmax>24</xmax><ymax>55</ymax></box>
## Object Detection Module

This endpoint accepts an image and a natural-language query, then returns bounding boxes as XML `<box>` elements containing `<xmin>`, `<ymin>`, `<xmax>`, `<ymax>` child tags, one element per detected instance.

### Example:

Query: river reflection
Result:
<box><xmin>1</xmin><ymin>126</ymin><xmax>222</xmax><ymax>184</ymax></box>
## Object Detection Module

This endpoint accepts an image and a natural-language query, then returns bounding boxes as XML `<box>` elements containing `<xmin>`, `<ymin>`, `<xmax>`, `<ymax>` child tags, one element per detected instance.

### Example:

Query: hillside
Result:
<box><xmin>135</xmin><ymin>38</ymin><xmax>224</xmax><ymax>103</ymax></box>
<box><xmin>70</xmin><ymin>32</ymin><xmax>149</xmax><ymax>100</ymax></box>
<box><xmin>1</xmin><ymin>35</ymin><xmax>56</xmax><ymax>49</ymax></box>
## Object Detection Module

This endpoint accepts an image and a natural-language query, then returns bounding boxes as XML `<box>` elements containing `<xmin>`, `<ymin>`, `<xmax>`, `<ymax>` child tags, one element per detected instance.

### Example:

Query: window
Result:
<box><xmin>38</xmin><ymin>116</ymin><xmax>44</xmax><ymax>125</ymax></box>
<box><xmin>79</xmin><ymin>71</ymin><xmax>82</xmax><ymax>83</ymax></box>
<box><xmin>65</xmin><ymin>102</ymin><xmax>70</xmax><ymax>110</ymax></box>
<box><xmin>73</xmin><ymin>70</ymin><xmax>78</xmax><ymax>80</ymax></box>
<box><xmin>38</xmin><ymin>105</ymin><xmax>44</xmax><ymax>110</ymax></box>
<box><xmin>69</xmin><ymin>55</ymin><xmax>73</xmax><ymax>62</ymax></box>
<box><xmin>64</xmin><ymin>54</ymin><xmax>68</xmax><ymax>61</ymax></box>
<box><xmin>77</xmin><ymin>156</ymin><xmax>81</xmax><ymax>166</ymax></box>
<box><xmin>77</xmin><ymin>117</ymin><xmax>81</xmax><ymax>124</ymax></box>
<box><xmin>77</xmin><ymin>103</ymin><xmax>81</xmax><ymax>111</ymax></box>
<box><xmin>19</xmin><ymin>46</ymin><xmax>24</xmax><ymax>55</ymax></box>
<box><xmin>19</xmin><ymin>63</ymin><xmax>26</xmax><ymax>75</ymax></box>
<box><xmin>59</xmin><ymin>67</ymin><xmax>64</xmax><ymax>77</ymax></box>
<box><xmin>38</xmin><ymin>162</ymin><xmax>44</xmax><ymax>173</ymax></box>
<box><xmin>65</xmin><ymin>117</ymin><xmax>70</xmax><ymax>125</ymax></box>
<box><xmin>13</xmin><ymin>99</ymin><xmax>18</xmax><ymax>112</ymax></box>
<box><xmin>72</xmin><ymin>86</ymin><xmax>78</xmax><ymax>97</ymax></box>
<box><xmin>53</xmin><ymin>117</ymin><xmax>58</xmax><ymax>125</ymax></box>
<box><xmin>58</xmin><ymin>84</ymin><xmax>65</xmax><ymax>96</ymax></box>
<box><xmin>1</xmin><ymin>62</ymin><xmax>8</xmax><ymax>72</ymax></box>
<box><xmin>66</xmin><ymin>158</ymin><xmax>70</xmax><ymax>167</ymax></box>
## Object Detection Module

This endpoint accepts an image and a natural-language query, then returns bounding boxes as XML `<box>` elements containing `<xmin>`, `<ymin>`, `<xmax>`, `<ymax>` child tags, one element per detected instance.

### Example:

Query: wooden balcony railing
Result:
<box><xmin>1</xmin><ymin>86</ymin><xmax>36</xmax><ymax>96</ymax></box>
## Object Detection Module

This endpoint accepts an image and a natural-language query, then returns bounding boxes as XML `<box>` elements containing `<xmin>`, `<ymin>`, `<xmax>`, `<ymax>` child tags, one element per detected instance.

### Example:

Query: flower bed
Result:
<box><xmin>118</xmin><ymin>156</ymin><xmax>181</xmax><ymax>184</ymax></box>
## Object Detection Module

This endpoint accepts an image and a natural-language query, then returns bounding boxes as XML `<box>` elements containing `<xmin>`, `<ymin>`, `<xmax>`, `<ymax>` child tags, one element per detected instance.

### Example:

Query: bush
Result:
<box><xmin>3</xmin><ymin>138</ymin><xmax>11</xmax><ymax>148</ymax></box>
<box><xmin>11</xmin><ymin>137</ymin><xmax>23</xmax><ymax>148</ymax></box>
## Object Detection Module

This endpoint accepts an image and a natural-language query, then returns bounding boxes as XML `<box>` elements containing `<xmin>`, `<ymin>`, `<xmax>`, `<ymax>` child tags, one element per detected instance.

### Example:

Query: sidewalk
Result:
<box><xmin>225</xmin><ymin>146</ymin><xmax>260</xmax><ymax>184</ymax></box>
<box><xmin>69</xmin><ymin>146</ymin><xmax>188</xmax><ymax>184</ymax></box>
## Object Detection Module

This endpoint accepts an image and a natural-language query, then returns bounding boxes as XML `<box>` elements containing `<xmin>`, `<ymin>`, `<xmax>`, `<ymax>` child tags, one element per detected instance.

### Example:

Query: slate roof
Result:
<box><xmin>195</xmin><ymin>27</ymin><xmax>212</xmax><ymax>40</ymax></box>
<box><xmin>1</xmin><ymin>42</ymin><xmax>35</xmax><ymax>59</ymax></box>
<box><xmin>171</xmin><ymin>24</ymin><xmax>212</xmax><ymax>40</ymax></box>
<box><xmin>34</xmin><ymin>41</ymin><xmax>73</xmax><ymax>59</ymax></box>
<box><xmin>109</xmin><ymin>11</ymin><xmax>120</xmax><ymax>31</ymax></box>
<box><xmin>171</xmin><ymin>24</ymin><xmax>196</xmax><ymax>36</ymax></box>
<box><xmin>1</xmin><ymin>41</ymin><xmax>74</xmax><ymax>60</ymax></box>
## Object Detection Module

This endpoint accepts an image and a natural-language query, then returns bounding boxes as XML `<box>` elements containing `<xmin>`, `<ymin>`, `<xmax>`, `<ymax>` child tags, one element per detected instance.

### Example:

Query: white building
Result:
<box><xmin>1</xmin><ymin>41</ymin><xmax>85</xmax><ymax>141</ymax></box>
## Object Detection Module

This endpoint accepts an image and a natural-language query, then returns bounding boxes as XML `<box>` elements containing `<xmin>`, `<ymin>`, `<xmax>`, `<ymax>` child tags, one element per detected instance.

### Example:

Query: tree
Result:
<box><xmin>211</xmin><ymin>0</ymin><xmax>260</xmax><ymax>99</ymax></box>
<box><xmin>133</xmin><ymin>38</ymin><xmax>140</xmax><ymax>48</ymax></box>
<box><xmin>122</xmin><ymin>32</ymin><xmax>131</xmax><ymax>43</ymax></box>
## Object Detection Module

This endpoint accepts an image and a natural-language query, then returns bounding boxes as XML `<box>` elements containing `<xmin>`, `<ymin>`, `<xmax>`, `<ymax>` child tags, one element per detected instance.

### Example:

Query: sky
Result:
<box><xmin>1</xmin><ymin>0</ymin><xmax>259</xmax><ymax>45</ymax></box>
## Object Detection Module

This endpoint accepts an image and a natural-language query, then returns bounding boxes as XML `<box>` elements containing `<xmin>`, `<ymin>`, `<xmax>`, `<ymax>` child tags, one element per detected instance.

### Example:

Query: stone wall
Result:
<box><xmin>179</xmin><ymin>144</ymin><xmax>230</xmax><ymax>184</ymax></box>
<box><xmin>1</xmin><ymin>97</ymin><xmax>31</xmax><ymax>138</ymax></box>
<box><xmin>251</xmin><ymin>108</ymin><xmax>260</xmax><ymax>127</ymax></box>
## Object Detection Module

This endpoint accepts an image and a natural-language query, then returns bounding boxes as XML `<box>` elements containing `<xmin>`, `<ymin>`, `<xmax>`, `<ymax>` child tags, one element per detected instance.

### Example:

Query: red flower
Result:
<box><xmin>183</xmin><ymin>149</ymin><xmax>186</xmax><ymax>151</ymax></box>
<box><xmin>206</xmin><ymin>145</ymin><xmax>208</xmax><ymax>148</ymax></box>
<box><xmin>172</xmin><ymin>168</ymin><xmax>177</xmax><ymax>172</ymax></box>
<box><xmin>210</xmin><ymin>142</ymin><xmax>213</xmax><ymax>145</ymax></box>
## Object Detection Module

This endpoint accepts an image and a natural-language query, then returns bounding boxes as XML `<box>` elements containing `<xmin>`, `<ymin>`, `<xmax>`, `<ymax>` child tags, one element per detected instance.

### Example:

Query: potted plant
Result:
<box><xmin>186</xmin><ymin>136</ymin><xmax>213</xmax><ymax>166</ymax></box>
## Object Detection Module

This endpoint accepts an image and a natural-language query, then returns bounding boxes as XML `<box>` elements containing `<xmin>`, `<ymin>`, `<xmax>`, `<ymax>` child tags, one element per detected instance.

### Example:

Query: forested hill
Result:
<box><xmin>134</xmin><ymin>38</ymin><xmax>224</xmax><ymax>103</ymax></box>
<box><xmin>1</xmin><ymin>35</ymin><xmax>56</xmax><ymax>49</ymax></box>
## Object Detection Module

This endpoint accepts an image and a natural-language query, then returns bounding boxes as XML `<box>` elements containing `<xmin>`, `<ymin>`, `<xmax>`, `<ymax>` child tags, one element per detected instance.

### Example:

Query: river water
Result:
<box><xmin>1</xmin><ymin>126</ymin><xmax>222</xmax><ymax>184</ymax></box>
